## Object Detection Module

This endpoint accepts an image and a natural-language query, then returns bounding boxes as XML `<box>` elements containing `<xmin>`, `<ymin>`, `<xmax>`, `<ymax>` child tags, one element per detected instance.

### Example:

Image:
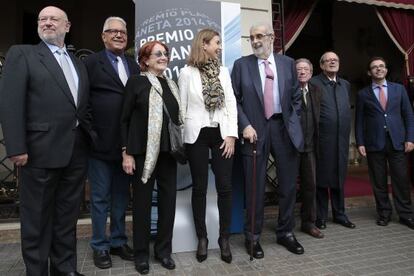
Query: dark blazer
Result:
<box><xmin>355</xmin><ymin>81</ymin><xmax>414</xmax><ymax>151</ymax></box>
<box><xmin>305</xmin><ymin>82</ymin><xmax>322</xmax><ymax>156</ymax></box>
<box><xmin>120</xmin><ymin>75</ymin><xmax>179</xmax><ymax>155</ymax></box>
<box><xmin>0</xmin><ymin>42</ymin><xmax>90</xmax><ymax>168</ymax></box>
<box><xmin>84</xmin><ymin>50</ymin><xmax>140</xmax><ymax>160</ymax></box>
<box><xmin>231</xmin><ymin>53</ymin><xmax>303</xmax><ymax>155</ymax></box>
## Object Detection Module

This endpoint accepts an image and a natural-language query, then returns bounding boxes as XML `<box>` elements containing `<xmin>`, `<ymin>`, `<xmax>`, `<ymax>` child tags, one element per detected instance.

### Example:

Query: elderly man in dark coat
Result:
<box><xmin>310</xmin><ymin>51</ymin><xmax>355</xmax><ymax>230</ymax></box>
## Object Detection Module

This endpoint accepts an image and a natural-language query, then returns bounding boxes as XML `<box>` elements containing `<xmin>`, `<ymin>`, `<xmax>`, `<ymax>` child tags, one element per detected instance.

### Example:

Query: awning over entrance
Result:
<box><xmin>337</xmin><ymin>0</ymin><xmax>414</xmax><ymax>10</ymax></box>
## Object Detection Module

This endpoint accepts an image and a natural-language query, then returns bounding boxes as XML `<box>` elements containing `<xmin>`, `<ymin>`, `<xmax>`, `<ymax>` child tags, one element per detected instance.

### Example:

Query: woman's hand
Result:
<box><xmin>220</xmin><ymin>136</ymin><xmax>236</xmax><ymax>159</ymax></box>
<box><xmin>122</xmin><ymin>152</ymin><xmax>136</xmax><ymax>175</ymax></box>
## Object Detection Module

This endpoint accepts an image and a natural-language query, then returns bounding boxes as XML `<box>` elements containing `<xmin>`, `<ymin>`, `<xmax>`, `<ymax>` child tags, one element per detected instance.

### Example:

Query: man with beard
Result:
<box><xmin>311</xmin><ymin>51</ymin><xmax>355</xmax><ymax>230</ymax></box>
<box><xmin>231</xmin><ymin>23</ymin><xmax>304</xmax><ymax>256</ymax></box>
<box><xmin>355</xmin><ymin>57</ymin><xmax>414</xmax><ymax>229</ymax></box>
<box><xmin>84</xmin><ymin>16</ymin><xmax>139</xmax><ymax>269</ymax></box>
<box><xmin>0</xmin><ymin>6</ymin><xmax>90</xmax><ymax>276</ymax></box>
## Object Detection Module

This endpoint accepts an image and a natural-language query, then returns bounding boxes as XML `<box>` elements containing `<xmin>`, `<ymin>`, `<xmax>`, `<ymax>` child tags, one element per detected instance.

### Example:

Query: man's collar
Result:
<box><xmin>44</xmin><ymin>41</ymin><xmax>67</xmax><ymax>54</ymax></box>
<box><xmin>372</xmin><ymin>80</ymin><xmax>387</xmax><ymax>89</ymax></box>
<box><xmin>257</xmin><ymin>52</ymin><xmax>274</xmax><ymax>64</ymax></box>
<box><xmin>105</xmin><ymin>49</ymin><xmax>125</xmax><ymax>61</ymax></box>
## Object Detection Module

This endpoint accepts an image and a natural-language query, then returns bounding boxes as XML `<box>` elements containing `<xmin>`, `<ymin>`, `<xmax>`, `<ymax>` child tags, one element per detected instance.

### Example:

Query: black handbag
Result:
<box><xmin>157</xmin><ymin>91</ymin><xmax>187</xmax><ymax>164</ymax></box>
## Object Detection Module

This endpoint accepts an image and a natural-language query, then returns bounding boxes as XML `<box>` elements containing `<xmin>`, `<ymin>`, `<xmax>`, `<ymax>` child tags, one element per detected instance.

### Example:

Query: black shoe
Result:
<box><xmin>277</xmin><ymin>233</ymin><xmax>304</xmax><ymax>255</ymax></box>
<box><xmin>196</xmin><ymin>238</ymin><xmax>208</xmax><ymax>262</ymax></box>
<box><xmin>244</xmin><ymin>240</ymin><xmax>264</xmax><ymax>259</ymax></box>
<box><xmin>399</xmin><ymin>217</ymin><xmax>414</xmax><ymax>229</ymax></box>
<box><xmin>63</xmin><ymin>273</ymin><xmax>85</xmax><ymax>276</ymax></box>
<box><xmin>218</xmin><ymin>237</ymin><xmax>232</xmax><ymax>264</ymax></box>
<box><xmin>135</xmin><ymin>260</ymin><xmax>149</xmax><ymax>275</ymax></box>
<box><xmin>333</xmin><ymin>219</ymin><xmax>356</xmax><ymax>229</ymax></box>
<box><xmin>110</xmin><ymin>244</ymin><xmax>134</xmax><ymax>261</ymax></box>
<box><xmin>93</xmin><ymin>250</ymin><xmax>112</xmax><ymax>269</ymax></box>
<box><xmin>376</xmin><ymin>217</ymin><xmax>391</xmax><ymax>226</ymax></box>
<box><xmin>155</xmin><ymin>255</ymin><xmax>176</xmax><ymax>270</ymax></box>
<box><xmin>315</xmin><ymin>219</ymin><xmax>327</xmax><ymax>229</ymax></box>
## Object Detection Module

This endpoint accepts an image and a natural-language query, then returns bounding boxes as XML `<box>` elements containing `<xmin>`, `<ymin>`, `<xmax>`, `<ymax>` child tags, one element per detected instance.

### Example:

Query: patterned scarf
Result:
<box><xmin>199</xmin><ymin>58</ymin><xmax>225</xmax><ymax>111</ymax></box>
<box><xmin>141</xmin><ymin>71</ymin><xmax>183</xmax><ymax>184</ymax></box>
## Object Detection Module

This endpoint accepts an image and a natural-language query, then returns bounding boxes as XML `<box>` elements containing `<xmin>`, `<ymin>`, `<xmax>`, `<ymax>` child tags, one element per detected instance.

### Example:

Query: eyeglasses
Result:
<box><xmin>38</xmin><ymin>16</ymin><xmax>65</xmax><ymax>24</ymax></box>
<box><xmin>297</xmin><ymin>67</ymin><xmax>311</xmax><ymax>72</ymax></box>
<box><xmin>104</xmin><ymin>29</ymin><xmax>127</xmax><ymax>36</ymax></box>
<box><xmin>248</xmin><ymin>33</ymin><xmax>273</xmax><ymax>42</ymax></box>
<box><xmin>323</xmin><ymin>58</ymin><xmax>339</xmax><ymax>63</ymax></box>
<box><xmin>151</xmin><ymin>51</ymin><xmax>169</xmax><ymax>58</ymax></box>
<box><xmin>370</xmin><ymin>64</ymin><xmax>386</xmax><ymax>70</ymax></box>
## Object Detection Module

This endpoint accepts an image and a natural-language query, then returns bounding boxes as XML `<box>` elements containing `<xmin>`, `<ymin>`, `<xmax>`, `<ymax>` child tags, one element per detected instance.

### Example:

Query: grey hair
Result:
<box><xmin>102</xmin><ymin>16</ymin><xmax>127</xmax><ymax>32</ymax></box>
<box><xmin>319</xmin><ymin>51</ymin><xmax>339</xmax><ymax>64</ymax></box>
<box><xmin>296</xmin><ymin>58</ymin><xmax>313</xmax><ymax>73</ymax></box>
<box><xmin>249</xmin><ymin>22</ymin><xmax>274</xmax><ymax>34</ymax></box>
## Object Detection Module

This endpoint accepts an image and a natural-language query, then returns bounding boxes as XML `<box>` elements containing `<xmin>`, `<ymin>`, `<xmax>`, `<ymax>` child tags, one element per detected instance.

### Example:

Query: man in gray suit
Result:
<box><xmin>231</xmin><ymin>23</ymin><xmax>304</xmax><ymax>256</ymax></box>
<box><xmin>0</xmin><ymin>6</ymin><xmax>90</xmax><ymax>276</ymax></box>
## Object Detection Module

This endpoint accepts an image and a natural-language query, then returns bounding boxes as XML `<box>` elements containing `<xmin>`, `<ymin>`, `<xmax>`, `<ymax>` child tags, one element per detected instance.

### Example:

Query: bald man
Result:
<box><xmin>0</xmin><ymin>6</ymin><xmax>90</xmax><ymax>276</ymax></box>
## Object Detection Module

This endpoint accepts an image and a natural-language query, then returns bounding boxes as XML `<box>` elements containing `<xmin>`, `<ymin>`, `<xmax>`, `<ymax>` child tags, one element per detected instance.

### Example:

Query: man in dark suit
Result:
<box><xmin>231</xmin><ymin>23</ymin><xmax>304</xmax><ymax>256</ymax></box>
<box><xmin>295</xmin><ymin>58</ymin><xmax>324</xmax><ymax>239</ymax></box>
<box><xmin>355</xmin><ymin>57</ymin><xmax>414</xmax><ymax>229</ymax></box>
<box><xmin>0</xmin><ymin>6</ymin><xmax>90</xmax><ymax>276</ymax></box>
<box><xmin>83</xmin><ymin>17</ymin><xmax>139</xmax><ymax>269</ymax></box>
<box><xmin>311</xmin><ymin>51</ymin><xmax>355</xmax><ymax>230</ymax></box>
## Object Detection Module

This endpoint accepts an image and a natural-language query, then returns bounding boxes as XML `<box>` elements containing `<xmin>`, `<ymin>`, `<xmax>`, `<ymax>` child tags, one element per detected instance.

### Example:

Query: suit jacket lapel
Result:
<box><xmin>37</xmin><ymin>42</ymin><xmax>76</xmax><ymax>107</ymax></box>
<box><xmin>126</xmin><ymin>56</ymin><xmax>139</xmax><ymax>75</ymax></box>
<box><xmin>248</xmin><ymin>55</ymin><xmax>264</xmax><ymax>107</ymax></box>
<box><xmin>274</xmin><ymin>54</ymin><xmax>285</xmax><ymax>103</ymax></box>
<box><xmin>98</xmin><ymin>50</ymin><xmax>125</xmax><ymax>89</ymax></box>
<box><xmin>367</xmin><ymin>85</ymin><xmax>385</xmax><ymax>112</ymax></box>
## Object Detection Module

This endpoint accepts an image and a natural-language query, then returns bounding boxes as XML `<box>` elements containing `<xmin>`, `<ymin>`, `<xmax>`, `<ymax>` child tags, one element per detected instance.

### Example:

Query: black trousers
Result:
<box><xmin>19</xmin><ymin>129</ymin><xmax>88</xmax><ymax>276</ymax></box>
<box><xmin>316</xmin><ymin>186</ymin><xmax>346</xmax><ymax>222</ymax></box>
<box><xmin>243</xmin><ymin>116</ymin><xmax>299</xmax><ymax>240</ymax></box>
<box><xmin>299</xmin><ymin>151</ymin><xmax>317</xmax><ymax>228</ymax></box>
<box><xmin>366</xmin><ymin>135</ymin><xmax>413</xmax><ymax>219</ymax></box>
<box><xmin>132</xmin><ymin>152</ymin><xmax>177</xmax><ymax>262</ymax></box>
<box><xmin>186</xmin><ymin>127</ymin><xmax>233</xmax><ymax>239</ymax></box>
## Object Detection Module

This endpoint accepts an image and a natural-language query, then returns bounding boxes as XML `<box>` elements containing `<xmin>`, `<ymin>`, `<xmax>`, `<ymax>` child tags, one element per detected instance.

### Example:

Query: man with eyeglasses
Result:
<box><xmin>231</xmin><ymin>23</ymin><xmax>304</xmax><ymax>256</ymax></box>
<box><xmin>355</xmin><ymin>57</ymin><xmax>414</xmax><ymax>229</ymax></box>
<box><xmin>310</xmin><ymin>51</ymin><xmax>355</xmax><ymax>230</ymax></box>
<box><xmin>83</xmin><ymin>16</ymin><xmax>139</xmax><ymax>269</ymax></box>
<box><xmin>0</xmin><ymin>6</ymin><xmax>90</xmax><ymax>276</ymax></box>
<box><xmin>295</xmin><ymin>58</ymin><xmax>324</xmax><ymax>239</ymax></box>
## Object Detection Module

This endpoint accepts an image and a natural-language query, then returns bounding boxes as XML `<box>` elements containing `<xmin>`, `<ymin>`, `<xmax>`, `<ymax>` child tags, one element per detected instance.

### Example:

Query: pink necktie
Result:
<box><xmin>378</xmin><ymin>85</ymin><xmax>387</xmax><ymax>110</ymax></box>
<box><xmin>263</xmin><ymin>60</ymin><xmax>274</xmax><ymax>119</ymax></box>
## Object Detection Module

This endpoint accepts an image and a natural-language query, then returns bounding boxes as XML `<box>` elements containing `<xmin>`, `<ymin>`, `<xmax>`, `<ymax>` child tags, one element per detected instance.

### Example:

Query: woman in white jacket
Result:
<box><xmin>178</xmin><ymin>28</ymin><xmax>238</xmax><ymax>264</ymax></box>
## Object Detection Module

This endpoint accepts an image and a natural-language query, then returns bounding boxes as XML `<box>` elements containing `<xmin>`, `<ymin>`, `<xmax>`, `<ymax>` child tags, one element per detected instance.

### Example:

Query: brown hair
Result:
<box><xmin>138</xmin><ymin>41</ymin><xmax>169</xmax><ymax>72</ymax></box>
<box><xmin>187</xmin><ymin>28</ymin><xmax>220</xmax><ymax>68</ymax></box>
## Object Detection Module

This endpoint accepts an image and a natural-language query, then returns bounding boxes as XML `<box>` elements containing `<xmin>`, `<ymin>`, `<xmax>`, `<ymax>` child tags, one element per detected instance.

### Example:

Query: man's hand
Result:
<box><xmin>358</xmin><ymin>146</ymin><xmax>366</xmax><ymax>157</ymax></box>
<box><xmin>122</xmin><ymin>152</ymin><xmax>135</xmax><ymax>175</ymax></box>
<box><xmin>405</xmin><ymin>142</ymin><xmax>414</xmax><ymax>153</ymax></box>
<box><xmin>10</xmin><ymin>154</ymin><xmax>28</xmax><ymax>166</ymax></box>
<box><xmin>220</xmin><ymin>136</ymin><xmax>236</xmax><ymax>159</ymax></box>
<box><xmin>242</xmin><ymin>125</ymin><xmax>257</xmax><ymax>143</ymax></box>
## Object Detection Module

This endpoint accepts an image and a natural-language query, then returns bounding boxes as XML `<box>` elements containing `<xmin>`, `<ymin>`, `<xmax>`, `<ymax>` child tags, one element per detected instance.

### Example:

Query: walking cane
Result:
<box><xmin>250</xmin><ymin>141</ymin><xmax>257</xmax><ymax>261</ymax></box>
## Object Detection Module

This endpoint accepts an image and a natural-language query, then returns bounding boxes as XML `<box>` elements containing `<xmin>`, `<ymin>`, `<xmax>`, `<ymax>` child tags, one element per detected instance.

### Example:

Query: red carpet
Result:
<box><xmin>344</xmin><ymin>176</ymin><xmax>373</xmax><ymax>197</ymax></box>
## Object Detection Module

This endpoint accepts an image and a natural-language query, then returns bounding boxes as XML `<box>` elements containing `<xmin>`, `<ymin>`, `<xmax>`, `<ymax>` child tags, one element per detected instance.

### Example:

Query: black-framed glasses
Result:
<box><xmin>248</xmin><ymin>33</ymin><xmax>273</xmax><ymax>42</ymax></box>
<box><xmin>370</xmin><ymin>64</ymin><xmax>386</xmax><ymax>70</ymax></box>
<box><xmin>104</xmin><ymin>29</ymin><xmax>127</xmax><ymax>36</ymax></box>
<box><xmin>323</xmin><ymin>58</ymin><xmax>339</xmax><ymax>63</ymax></box>
<box><xmin>151</xmin><ymin>51</ymin><xmax>169</xmax><ymax>58</ymax></box>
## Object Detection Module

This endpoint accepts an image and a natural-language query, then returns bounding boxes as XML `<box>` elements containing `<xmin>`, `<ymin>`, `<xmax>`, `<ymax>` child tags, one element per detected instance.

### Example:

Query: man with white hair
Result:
<box><xmin>0</xmin><ymin>6</ymin><xmax>90</xmax><ymax>276</ymax></box>
<box><xmin>231</xmin><ymin>23</ymin><xmax>304</xmax><ymax>256</ymax></box>
<box><xmin>84</xmin><ymin>16</ymin><xmax>139</xmax><ymax>269</ymax></box>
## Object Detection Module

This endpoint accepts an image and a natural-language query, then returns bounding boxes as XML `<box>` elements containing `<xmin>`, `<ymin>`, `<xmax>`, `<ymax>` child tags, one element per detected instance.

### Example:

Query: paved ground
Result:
<box><xmin>1</xmin><ymin>205</ymin><xmax>414</xmax><ymax>276</ymax></box>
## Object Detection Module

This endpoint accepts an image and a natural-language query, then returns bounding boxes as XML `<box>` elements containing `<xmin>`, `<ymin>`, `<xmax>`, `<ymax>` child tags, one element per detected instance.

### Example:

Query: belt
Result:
<box><xmin>270</xmin><ymin>113</ymin><xmax>283</xmax><ymax>120</ymax></box>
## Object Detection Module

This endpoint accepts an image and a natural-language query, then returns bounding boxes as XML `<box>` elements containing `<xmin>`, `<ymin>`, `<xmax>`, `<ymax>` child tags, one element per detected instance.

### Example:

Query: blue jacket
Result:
<box><xmin>355</xmin><ymin>81</ymin><xmax>414</xmax><ymax>151</ymax></box>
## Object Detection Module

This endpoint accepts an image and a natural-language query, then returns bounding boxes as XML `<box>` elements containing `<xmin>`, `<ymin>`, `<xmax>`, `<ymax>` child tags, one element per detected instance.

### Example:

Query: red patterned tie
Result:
<box><xmin>263</xmin><ymin>60</ymin><xmax>274</xmax><ymax>119</ymax></box>
<box><xmin>378</xmin><ymin>85</ymin><xmax>387</xmax><ymax>110</ymax></box>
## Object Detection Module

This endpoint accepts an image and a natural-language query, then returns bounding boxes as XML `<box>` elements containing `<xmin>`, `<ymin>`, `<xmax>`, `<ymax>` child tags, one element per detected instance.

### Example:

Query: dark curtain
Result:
<box><xmin>274</xmin><ymin>0</ymin><xmax>318</xmax><ymax>53</ymax></box>
<box><xmin>376</xmin><ymin>7</ymin><xmax>414</xmax><ymax>81</ymax></box>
